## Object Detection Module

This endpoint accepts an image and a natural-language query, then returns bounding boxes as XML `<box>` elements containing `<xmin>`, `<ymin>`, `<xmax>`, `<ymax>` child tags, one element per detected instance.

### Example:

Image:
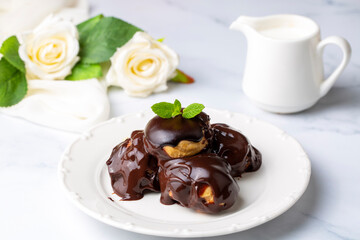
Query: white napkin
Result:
<box><xmin>0</xmin><ymin>0</ymin><xmax>114</xmax><ymax>133</ymax></box>
<box><xmin>0</xmin><ymin>79</ymin><xmax>110</xmax><ymax>133</ymax></box>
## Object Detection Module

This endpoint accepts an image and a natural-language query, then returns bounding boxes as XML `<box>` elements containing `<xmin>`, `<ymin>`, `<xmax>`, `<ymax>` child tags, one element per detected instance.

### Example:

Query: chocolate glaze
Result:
<box><xmin>144</xmin><ymin>112</ymin><xmax>212</xmax><ymax>159</ymax></box>
<box><xmin>106</xmin><ymin>130</ymin><xmax>160</xmax><ymax>200</ymax></box>
<box><xmin>158</xmin><ymin>153</ymin><xmax>239</xmax><ymax>214</ymax></box>
<box><xmin>211</xmin><ymin>123</ymin><xmax>262</xmax><ymax>177</ymax></box>
<box><xmin>106</xmin><ymin>112</ymin><xmax>262</xmax><ymax>214</ymax></box>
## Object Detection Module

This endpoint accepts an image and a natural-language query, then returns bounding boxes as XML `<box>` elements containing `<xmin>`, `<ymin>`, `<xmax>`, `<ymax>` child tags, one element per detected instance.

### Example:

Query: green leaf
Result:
<box><xmin>65</xmin><ymin>62</ymin><xmax>102</xmax><ymax>80</ymax></box>
<box><xmin>170</xmin><ymin>69</ymin><xmax>194</xmax><ymax>84</ymax></box>
<box><xmin>0</xmin><ymin>36</ymin><xmax>27</xmax><ymax>107</ymax></box>
<box><xmin>151</xmin><ymin>102</ymin><xmax>174</xmax><ymax>118</ymax></box>
<box><xmin>0</xmin><ymin>58</ymin><xmax>27</xmax><ymax>107</ymax></box>
<box><xmin>0</xmin><ymin>36</ymin><xmax>25</xmax><ymax>72</ymax></box>
<box><xmin>172</xmin><ymin>99</ymin><xmax>182</xmax><ymax>117</ymax></box>
<box><xmin>78</xmin><ymin>16</ymin><xmax>142</xmax><ymax>64</ymax></box>
<box><xmin>182</xmin><ymin>103</ymin><xmax>205</xmax><ymax>119</ymax></box>
<box><xmin>151</xmin><ymin>100</ymin><xmax>205</xmax><ymax>119</ymax></box>
<box><xmin>77</xmin><ymin>14</ymin><xmax>104</xmax><ymax>40</ymax></box>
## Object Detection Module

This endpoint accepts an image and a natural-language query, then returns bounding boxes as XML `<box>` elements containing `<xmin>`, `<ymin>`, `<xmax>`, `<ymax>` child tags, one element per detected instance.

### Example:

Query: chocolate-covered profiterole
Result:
<box><xmin>211</xmin><ymin>123</ymin><xmax>262</xmax><ymax>177</ymax></box>
<box><xmin>159</xmin><ymin>153</ymin><xmax>239</xmax><ymax>214</ymax></box>
<box><xmin>144</xmin><ymin>112</ymin><xmax>212</xmax><ymax>159</ymax></box>
<box><xmin>106</xmin><ymin>100</ymin><xmax>262</xmax><ymax>214</ymax></box>
<box><xmin>106</xmin><ymin>130</ymin><xmax>159</xmax><ymax>200</ymax></box>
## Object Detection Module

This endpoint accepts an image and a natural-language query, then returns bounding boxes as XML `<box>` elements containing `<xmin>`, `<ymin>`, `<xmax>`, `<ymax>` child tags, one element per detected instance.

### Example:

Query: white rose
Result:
<box><xmin>106</xmin><ymin>32</ymin><xmax>179</xmax><ymax>97</ymax></box>
<box><xmin>18</xmin><ymin>14</ymin><xmax>80</xmax><ymax>80</ymax></box>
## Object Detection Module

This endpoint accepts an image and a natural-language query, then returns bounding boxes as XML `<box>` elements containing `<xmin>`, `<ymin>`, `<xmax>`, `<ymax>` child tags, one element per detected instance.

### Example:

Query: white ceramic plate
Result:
<box><xmin>58</xmin><ymin>109</ymin><xmax>311</xmax><ymax>238</ymax></box>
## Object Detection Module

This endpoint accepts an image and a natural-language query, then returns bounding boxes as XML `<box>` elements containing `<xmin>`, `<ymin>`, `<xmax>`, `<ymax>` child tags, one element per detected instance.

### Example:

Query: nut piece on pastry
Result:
<box><xmin>144</xmin><ymin>112</ymin><xmax>212</xmax><ymax>160</ymax></box>
<box><xmin>159</xmin><ymin>153</ymin><xmax>239</xmax><ymax>214</ymax></box>
<box><xmin>198</xmin><ymin>184</ymin><xmax>215</xmax><ymax>204</ymax></box>
<box><xmin>211</xmin><ymin>123</ymin><xmax>262</xmax><ymax>177</ymax></box>
<box><xmin>106</xmin><ymin>130</ymin><xmax>159</xmax><ymax>200</ymax></box>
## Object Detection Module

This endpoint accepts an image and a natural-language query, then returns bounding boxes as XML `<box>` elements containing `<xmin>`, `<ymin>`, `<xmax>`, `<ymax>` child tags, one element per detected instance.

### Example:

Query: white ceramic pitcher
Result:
<box><xmin>230</xmin><ymin>14</ymin><xmax>351</xmax><ymax>113</ymax></box>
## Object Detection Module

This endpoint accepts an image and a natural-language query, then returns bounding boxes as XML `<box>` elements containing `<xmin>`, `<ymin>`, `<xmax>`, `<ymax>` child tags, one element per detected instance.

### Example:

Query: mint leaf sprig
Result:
<box><xmin>151</xmin><ymin>99</ymin><xmax>204</xmax><ymax>119</ymax></box>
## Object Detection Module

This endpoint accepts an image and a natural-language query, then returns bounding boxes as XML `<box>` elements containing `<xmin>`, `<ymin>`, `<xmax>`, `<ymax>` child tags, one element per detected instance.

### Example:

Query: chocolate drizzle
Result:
<box><xmin>106</xmin><ymin>112</ymin><xmax>262</xmax><ymax>214</ymax></box>
<box><xmin>158</xmin><ymin>153</ymin><xmax>239</xmax><ymax>214</ymax></box>
<box><xmin>211</xmin><ymin>123</ymin><xmax>262</xmax><ymax>177</ymax></box>
<box><xmin>106</xmin><ymin>130</ymin><xmax>159</xmax><ymax>200</ymax></box>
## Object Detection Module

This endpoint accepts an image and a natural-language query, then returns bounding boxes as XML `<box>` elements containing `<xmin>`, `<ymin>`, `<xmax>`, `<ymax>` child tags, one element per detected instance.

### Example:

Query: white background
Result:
<box><xmin>1</xmin><ymin>0</ymin><xmax>359</xmax><ymax>239</ymax></box>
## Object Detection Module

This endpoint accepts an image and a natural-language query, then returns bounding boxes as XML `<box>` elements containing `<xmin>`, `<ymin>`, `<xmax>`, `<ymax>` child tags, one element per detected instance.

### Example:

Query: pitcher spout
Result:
<box><xmin>229</xmin><ymin>16</ymin><xmax>259</xmax><ymax>35</ymax></box>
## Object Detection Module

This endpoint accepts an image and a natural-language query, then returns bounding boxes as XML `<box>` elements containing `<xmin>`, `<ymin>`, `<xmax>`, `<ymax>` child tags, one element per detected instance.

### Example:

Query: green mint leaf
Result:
<box><xmin>182</xmin><ymin>103</ymin><xmax>205</xmax><ymax>119</ymax></box>
<box><xmin>0</xmin><ymin>58</ymin><xmax>27</xmax><ymax>107</ymax></box>
<box><xmin>151</xmin><ymin>102</ymin><xmax>174</xmax><ymax>118</ymax></box>
<box><xmin>171</xmin><ymin>112</ymin><xmax>180</xmax><ymax>117</ymax></box>
<box><xmin>65</xmin><ymin>62</ymin><xmax>102</xmax><ymax>80</ymax></box>
<box><xmin>78</xmin><ymin>16</ymin><xmax>142</xmax><ymax>64</ymax></box>
<box><xmin>170</xmin><ymin>69</ymin><xmax>194</xmax><ymax>84</ymax></box>
<box><xmin>151</xmin><ymin>100</ymin><xmax>205</xmax><ymax>119</ymax></box>
<box><xmin>0</xmin><ymin>36</ymin><xmax>25</xmax><ymax>72</ymax></box>
<box><xmin>172</xmin><ymin>99</ymin><xmax>182</xmax><ymax>117</ymax></box>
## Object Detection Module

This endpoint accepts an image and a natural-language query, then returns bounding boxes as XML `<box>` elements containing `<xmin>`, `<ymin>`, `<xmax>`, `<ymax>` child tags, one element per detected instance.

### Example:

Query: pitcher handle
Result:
<box><xmin>317</xmin><ymin>36</ymin><xmax>351</xmax><ymax>97</ymax></box>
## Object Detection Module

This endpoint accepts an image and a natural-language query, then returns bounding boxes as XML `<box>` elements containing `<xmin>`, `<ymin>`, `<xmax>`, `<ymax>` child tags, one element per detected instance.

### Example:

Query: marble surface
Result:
<box><xmin>1</xmin><ymin>0</ymin><xmax>359</xmax><ymax>239</ymax></box>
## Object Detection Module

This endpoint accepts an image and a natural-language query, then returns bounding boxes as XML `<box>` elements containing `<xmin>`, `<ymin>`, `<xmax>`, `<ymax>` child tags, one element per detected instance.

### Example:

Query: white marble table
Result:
<box><xmin>1</xmin><ymin>0</ymin><xmax>359</xmax><ymax>239</ymax></box>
